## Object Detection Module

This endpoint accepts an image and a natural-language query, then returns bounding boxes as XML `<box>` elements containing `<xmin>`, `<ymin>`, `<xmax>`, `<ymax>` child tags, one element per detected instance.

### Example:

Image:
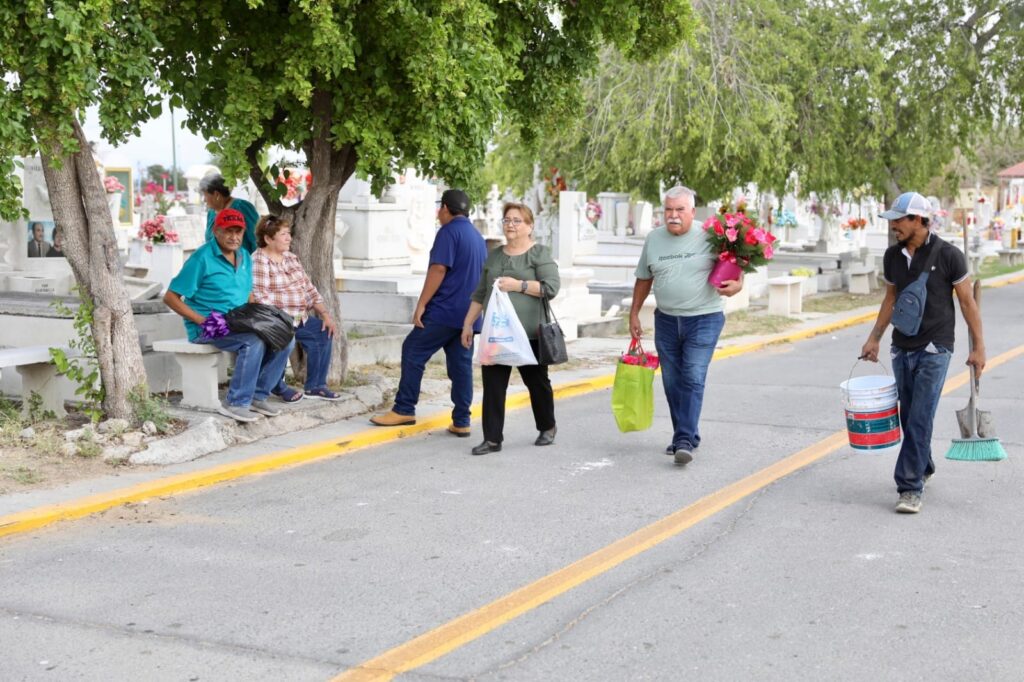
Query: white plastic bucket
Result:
<box><xmin>841</xmin><ymin>364</ymin><xmax>900</xmax><ymax>450</ymax></box>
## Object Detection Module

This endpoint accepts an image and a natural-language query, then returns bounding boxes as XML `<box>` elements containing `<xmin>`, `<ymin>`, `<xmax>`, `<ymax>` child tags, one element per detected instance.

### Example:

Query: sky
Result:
<box><xmin>82</xmin><ymin>100</ymin><xmax>212</xmax><ymax>175</ymax></box>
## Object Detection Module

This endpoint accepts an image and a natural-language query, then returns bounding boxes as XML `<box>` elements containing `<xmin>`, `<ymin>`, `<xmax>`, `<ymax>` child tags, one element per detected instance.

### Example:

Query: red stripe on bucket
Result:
<box><xmin>847</xmin><ymin>427</ymin><xmax>901</xmax><ymax>448</ymax></box>
<box><xmin>844</xmin><ymin>406</ymin><xmax>898</xmax><ymax>421</ymax></box>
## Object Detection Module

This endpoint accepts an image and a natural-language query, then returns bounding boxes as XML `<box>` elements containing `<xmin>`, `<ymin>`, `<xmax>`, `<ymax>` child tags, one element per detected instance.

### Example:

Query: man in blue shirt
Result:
<box><xmin>163</xmin><ymin>209</ymin><xmax>294</xmax><ymax>423</ymax></box>
<box><xmin>370</xmin><ymin>189</ymin><xmax>487</xmax><ymax>435</ymax></box>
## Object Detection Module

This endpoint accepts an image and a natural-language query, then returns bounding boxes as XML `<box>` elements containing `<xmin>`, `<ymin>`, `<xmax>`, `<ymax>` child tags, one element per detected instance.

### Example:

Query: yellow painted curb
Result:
<box><xmin>0</xmin><ymin>307</ymin><xmax>890</xmax><ymax>541</ymax></box>
<box><xmin>984</xmin><ymin>271</ymin><xmax>1024</xmax><ymax>289</ymax></box>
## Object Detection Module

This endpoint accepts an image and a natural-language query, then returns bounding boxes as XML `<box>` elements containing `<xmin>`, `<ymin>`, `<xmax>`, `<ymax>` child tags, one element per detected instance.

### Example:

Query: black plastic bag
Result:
<box><xmin>224</xmin><ymin>303</ymin><xmax>295</xmax><ymax>352</ymax></box>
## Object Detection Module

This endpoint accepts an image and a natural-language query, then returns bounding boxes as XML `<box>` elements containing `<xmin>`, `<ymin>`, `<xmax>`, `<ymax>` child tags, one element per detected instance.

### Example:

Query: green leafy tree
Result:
<box><xmin>492</xmin><ymin>0</ymin><xmax>1024</xmax><ymax>207</ymax></box>
<box><xmin>148</xmin><ymin>0</ymin><xmax>694</xmax><ymax>383</ymax></box>
<box><xmin>0</xmin><ymin>0</ymin><xmax>160</xmax><ymax>419</ymax></box>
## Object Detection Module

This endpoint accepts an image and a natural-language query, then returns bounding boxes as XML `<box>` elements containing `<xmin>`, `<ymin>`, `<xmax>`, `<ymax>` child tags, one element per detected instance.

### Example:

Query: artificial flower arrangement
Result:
<box><xmin>138</xmin><ymin>214</ymin><xmax>179</xmax><ymax>249</ymax></box>
<box><xmin>844</xmin><ymin>217</ymin><xmax>867</xmax><ymax>230</ymax></box>
<box><xmin>103</xmin><ymin>176</ymin><xmax>125</xmax><ymax>194</ymax></box>
<box><xmin>585</xmin><ymin>197</ymin><xmax>602</xmax><ymax>226</ymax></box>
<box><xmin>773</xmin><ymin>209</ymin><xmax>798</xmax><ymax>229</ymax></box>
<box><xmin>543</xmin><ymin>167</ymin><xmax>567</xmax><ymax>207</ymax></box>
<box><xmin>790</xmin><ymin>267</ymin><xmax>816</xmax><ymax>277</ymax></box>
<box><xmin>702</xmin><ymin>202</ymin><xmax>776</xmax><ymax>287</ymax></box>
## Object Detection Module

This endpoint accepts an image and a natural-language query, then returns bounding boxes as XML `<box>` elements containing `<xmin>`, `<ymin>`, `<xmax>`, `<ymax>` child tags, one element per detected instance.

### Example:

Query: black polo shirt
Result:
<box><xmin>882</xmin><ymin>234</ymin><xmax>967</xmax><ymax>352</ymax></box>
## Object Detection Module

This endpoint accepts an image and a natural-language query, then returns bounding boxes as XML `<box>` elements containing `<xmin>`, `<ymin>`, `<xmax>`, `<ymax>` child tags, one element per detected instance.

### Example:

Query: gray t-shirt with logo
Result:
<box><xmin>634</xmin><ymin>226</ymin><xmax>723</xmax><ymax>317</ymax></box>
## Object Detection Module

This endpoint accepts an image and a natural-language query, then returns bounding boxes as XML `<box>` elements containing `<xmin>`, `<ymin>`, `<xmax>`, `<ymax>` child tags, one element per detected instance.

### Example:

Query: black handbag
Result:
<box><xmin>536</xmin><ymin>295</ymin><xmax>568</xmax><ymax>365</ymax></box>
<box><xmin>224</xmin><ymin>302</ymin><xmax>295</xmax><ymax>352</ymax></box>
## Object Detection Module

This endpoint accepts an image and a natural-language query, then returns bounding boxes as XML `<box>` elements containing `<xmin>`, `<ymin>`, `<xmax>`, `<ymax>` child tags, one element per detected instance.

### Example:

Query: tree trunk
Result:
<box><xmin>39</xmin><ymin>118</ymin><xmax>148</xmax><ymax>419</ymax></box>
<box><xmin>249</xmin><ymin>89</ymin><xmax>357</xmax><ymax>386</ymax></box>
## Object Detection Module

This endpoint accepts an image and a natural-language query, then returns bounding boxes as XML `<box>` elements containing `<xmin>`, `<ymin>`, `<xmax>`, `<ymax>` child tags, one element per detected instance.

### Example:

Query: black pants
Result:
<box><xmin>480</xmin><ymin>341</ymin><xmax>556</xmax><ymax>443</ymax></box>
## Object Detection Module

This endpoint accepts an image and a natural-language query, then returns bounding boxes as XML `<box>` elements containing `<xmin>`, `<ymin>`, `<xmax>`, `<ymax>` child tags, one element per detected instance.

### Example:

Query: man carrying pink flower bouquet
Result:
<box><xmin>629</xmin><ymin>186</ymin><xmax>743</xmax><ymax>465</ymax></box>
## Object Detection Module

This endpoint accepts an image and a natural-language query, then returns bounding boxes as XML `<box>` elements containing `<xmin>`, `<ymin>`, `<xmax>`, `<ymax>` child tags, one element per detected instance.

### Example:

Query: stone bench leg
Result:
<box><xmin>999</xmin><ymin>253</ymin><xmax>1014</xmax><ymax>267</ymax></box>
<box><xmin>173</xmin><ymin>354</ymin><xmax>222</xmax><ymax>410</ymax></box>
<box><xmin>16</xmin><ymin>363</ymin><xmax>67</xmax><ymax>418</ymax></box>
<box><xmin>849</xmin><ymin>273</ymin><xmax>874</xmax><ymax>295</ymax></box>
<box><xmin>768</xmin><ymin>284</ymin><xmax>801</xmax><ymax>316</ymax></box>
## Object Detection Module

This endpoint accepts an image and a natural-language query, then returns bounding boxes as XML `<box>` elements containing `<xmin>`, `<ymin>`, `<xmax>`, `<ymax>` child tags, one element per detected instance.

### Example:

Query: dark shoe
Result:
<box><xmin>471</xmin><ymin>441</ymin><xmax>502</xmax><ymax>456</ymax></box>
<box><xmin>535</xmin><ymin>426</ymin><xmax>557</xmax><ymax>446</ymax></box>
<box><xmin>370</xmin><ymin>410</ymin><xmax>416</xmax><ymax>426</ymax></box>
<box><xmin>306</xmin><ymin>387</ymin><xmax>341</xmax><ymax>401</ymax></box>
<box><xmin>665</xmin><ymin>444</ymin><xmax>674</xmax><ymax>456</ymax></box>
<box><xmin>673</xmin><ymin>447</ymin><xmax>693</xmax><ymax>465</ymax></box>
<box><xmin>275</xmin><ymin>386</ymin><xmax>304</xmax><ymax>403</ymax></box>
<box><xmin>447</xmin><ymin>424</ymin><xmax>472</xmax><ymax>438</ymax></box>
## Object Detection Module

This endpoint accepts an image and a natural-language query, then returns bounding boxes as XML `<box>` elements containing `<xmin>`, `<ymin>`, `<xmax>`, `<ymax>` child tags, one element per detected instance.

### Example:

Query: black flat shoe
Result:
<box><xmin>471</xmin><ymin>441</ymin><xmax>502</xmax><ymax>456</ymax></box>
<box><xmin>534</xmin><ymin>426</ymin><xmax>557</xmax><ymax>446</ymax></box>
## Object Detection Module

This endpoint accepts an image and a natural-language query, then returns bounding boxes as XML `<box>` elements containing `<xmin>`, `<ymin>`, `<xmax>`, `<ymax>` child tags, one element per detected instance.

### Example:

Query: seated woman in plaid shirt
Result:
<box><xmin>252</xmin><ymin>215</ymin><xmax>341</xmax><ymax>401</ymax></box>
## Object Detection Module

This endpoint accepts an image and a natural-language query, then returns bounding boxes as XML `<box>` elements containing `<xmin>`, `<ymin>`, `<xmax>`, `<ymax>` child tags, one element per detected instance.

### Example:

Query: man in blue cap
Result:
<box><xmin>860</xmin><ymin>192</ymin><xmax>986</xmax><ymax>514</ymax></box>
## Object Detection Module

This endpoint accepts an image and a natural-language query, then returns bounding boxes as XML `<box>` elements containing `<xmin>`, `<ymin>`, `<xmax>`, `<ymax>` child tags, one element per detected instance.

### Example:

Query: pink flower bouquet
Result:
<box><xmin>138</xmin><ymin>215</ymin><xmax>179</xmax><ymax>246</ymax></box>
<box><xmin>103</xmin><ymin>176</ymin><xmax>125</xmax><ymax>193</ymax></box>
<box><xmin>702</xmin><ymin>203</ymin><xmax>776</xmax><ymax>287</ymax></box>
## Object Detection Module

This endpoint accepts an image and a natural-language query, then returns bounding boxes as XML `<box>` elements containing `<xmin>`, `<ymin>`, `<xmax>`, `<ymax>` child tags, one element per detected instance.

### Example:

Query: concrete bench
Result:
<box><xmin>847</xmin><ymin>266</ymin><xmax>877</xmax><ymax>295</ymax></box>
<box><xmin>998</xmin><ymin>249</ymin><xmax>1024</xmax><ymax>267</ymax></box>
<box><xmin>968</xmin><ymin>253</ymin><xmax>984</xmax><ymax>275</ymax></box>
<box><xmin>767</xmin><ymin>276</ymin><xmax>803</xmax><ymax>316</ymax></box>
<box><xmin>0</xmin><ymin>346</ymin><xmax>78</xmax><ymax>418</ymax></box>
<box><xmin>151</xmin><ymin>339</ymin><xmax>231</xmax><ymax>410</ymax></box>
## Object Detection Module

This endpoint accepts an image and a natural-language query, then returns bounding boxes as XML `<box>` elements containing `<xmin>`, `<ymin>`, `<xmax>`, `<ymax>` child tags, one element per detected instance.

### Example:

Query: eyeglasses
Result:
<box><xmin>501</xmin><ymin>218</ymin><xmax>525</xmax><ymax>226</ymax></box>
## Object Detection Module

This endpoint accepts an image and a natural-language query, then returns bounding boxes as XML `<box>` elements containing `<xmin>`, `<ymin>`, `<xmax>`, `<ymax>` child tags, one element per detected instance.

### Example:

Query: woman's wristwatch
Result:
<box><xmin>520</xmin><ymin>280</ymin><xmax>528</xmax><ymax>293</ymax></box>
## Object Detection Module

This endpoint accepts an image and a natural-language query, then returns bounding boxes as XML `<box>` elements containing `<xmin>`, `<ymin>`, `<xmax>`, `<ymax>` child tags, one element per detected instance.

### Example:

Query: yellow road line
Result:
<box><xmin>333</xmin><ymin>344</ymin><xmax>1024</xmax><ymax>681</ymax></box>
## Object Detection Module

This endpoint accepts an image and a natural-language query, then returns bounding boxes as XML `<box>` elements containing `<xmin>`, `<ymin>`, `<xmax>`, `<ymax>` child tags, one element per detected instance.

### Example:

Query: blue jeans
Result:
<box><xmin>198</xmin><ymin>332</ymin><xmax>295</xmax><ymax>407</ymax></box>
<box><xmin>653</xmin><ymin>310</ymin><xmax>725</xmax><ymax>451</ymax></box>
<box><xmin>891</xmin><ymin>345</ymin><xmax>952</xmax><ymax>493</ymax></box>
<box><xmin>394</xmin><ymin>321</ymin><xmax>474</xmax><ymax>427</ymax></box>
<box><xmin>275</xmin><ymin>317</ymin><xmax>333</xmax><ymax>392</ymax></box>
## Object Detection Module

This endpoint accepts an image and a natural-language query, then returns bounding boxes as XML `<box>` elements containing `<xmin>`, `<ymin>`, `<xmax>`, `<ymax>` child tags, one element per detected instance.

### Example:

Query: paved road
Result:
<box><xmin>2</xmin><ymin>284</ymin><xmax>1022</xmax><ymax>681</ymax></box>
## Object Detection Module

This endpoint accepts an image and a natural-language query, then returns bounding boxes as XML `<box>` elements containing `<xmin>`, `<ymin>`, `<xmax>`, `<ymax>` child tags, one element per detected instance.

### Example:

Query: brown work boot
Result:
<box><xmin>447</xmin><ymin>424</ymin><xmax>471</xmax><ymax>438</ymax></box>
<box><xmin>369</xmin><ymin>410</ymin><xmax>416</xmax><ymax>426</ymax></box>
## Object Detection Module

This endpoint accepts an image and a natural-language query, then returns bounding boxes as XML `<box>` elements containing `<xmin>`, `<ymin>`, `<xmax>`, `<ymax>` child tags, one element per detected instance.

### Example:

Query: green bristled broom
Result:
<box><xmin>946</xmin><ymin>281</ymin><xmax>1006</xmax><ymax>461</ymax></box>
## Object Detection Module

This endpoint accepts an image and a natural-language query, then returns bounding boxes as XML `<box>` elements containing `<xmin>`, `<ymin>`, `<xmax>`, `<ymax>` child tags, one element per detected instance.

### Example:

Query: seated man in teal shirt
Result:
<box><xmin>163</xmin><ymin>209</ymin><xmax>294</xmax><ymax>423</ymax></box>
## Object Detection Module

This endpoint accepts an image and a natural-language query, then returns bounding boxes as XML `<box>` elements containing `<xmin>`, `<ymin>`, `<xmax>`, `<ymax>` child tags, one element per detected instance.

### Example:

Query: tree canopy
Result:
<box><xmin>485</xmin><ymin>0</ymin><xmax>1024</xmax><ymax>203</ymax></box>
<box><xmin>147</xmin><ymin>0</ymin><xmax>695</xmax><ymax>198</ymax></box>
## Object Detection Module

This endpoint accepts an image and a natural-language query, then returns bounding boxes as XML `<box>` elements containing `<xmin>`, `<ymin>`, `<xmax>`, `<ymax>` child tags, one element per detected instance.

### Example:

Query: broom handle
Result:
<box><xmin>967</xmin><ymin>279</ymin><xmax>981</xmax><ymax>436</ymax></box>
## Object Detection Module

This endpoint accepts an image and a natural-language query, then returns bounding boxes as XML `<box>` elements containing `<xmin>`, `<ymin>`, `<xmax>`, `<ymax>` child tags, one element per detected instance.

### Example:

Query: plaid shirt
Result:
<box><xmin>251</xmin><ymin>250</ymin><xmax>324</xmax><ymax>319</ymax></box>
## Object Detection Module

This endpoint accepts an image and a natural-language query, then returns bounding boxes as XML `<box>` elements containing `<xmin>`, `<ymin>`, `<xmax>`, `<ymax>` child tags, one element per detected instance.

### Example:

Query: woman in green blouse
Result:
<box><xmin>461</xmin><ymin>202</ymin><xmax>561</xmax><ymax>456</ymax></box>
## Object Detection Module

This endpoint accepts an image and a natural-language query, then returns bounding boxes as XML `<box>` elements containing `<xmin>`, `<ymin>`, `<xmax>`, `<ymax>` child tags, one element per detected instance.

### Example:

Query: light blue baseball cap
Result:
<box><xmin>879</xmin><ymin>192</ymin><xmax>931</xmax><ymax>220</ymax></box>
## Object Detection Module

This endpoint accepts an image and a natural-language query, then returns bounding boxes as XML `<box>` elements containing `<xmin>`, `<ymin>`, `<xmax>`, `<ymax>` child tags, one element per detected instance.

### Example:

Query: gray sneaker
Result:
<box><xmin>673</xmin><ymin>447</ymin><xmax>694</xmax><ymax>465</ymax></box>
<box><xmin>895</xmin><ymin>491</ymin><xmax>922</xmax><ymax>514</ymax></box>
<box><xmin>217</xmin><ymin>403</ymin><xmax>261</xmax><ymax>423</ymax></box>
<box><xmin>250</xmin><ymin>399</ymin><xmax>281</xmax><ymax>417</ymax></box>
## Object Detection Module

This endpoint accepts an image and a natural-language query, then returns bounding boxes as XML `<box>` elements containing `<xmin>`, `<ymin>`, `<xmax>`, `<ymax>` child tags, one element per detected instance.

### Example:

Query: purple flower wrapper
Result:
<box><xmin>200</xmin><ymin>312</ymin><xmax>230</xmax><ymax>340</ymax></box>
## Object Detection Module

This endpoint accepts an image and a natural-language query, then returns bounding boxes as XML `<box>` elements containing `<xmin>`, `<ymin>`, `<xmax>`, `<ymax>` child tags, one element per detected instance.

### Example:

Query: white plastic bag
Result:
<box><xmin>477</xmin><ymin>281</ymin><xmax>538</xmax><ymax>366</ymax></box>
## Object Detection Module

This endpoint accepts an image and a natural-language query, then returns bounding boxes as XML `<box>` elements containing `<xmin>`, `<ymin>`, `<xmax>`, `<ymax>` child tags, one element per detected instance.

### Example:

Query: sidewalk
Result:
<box><xmin>3</xmin><ymin>270</ymin><xmax>1021</xmax><ymax>535</ymax></box>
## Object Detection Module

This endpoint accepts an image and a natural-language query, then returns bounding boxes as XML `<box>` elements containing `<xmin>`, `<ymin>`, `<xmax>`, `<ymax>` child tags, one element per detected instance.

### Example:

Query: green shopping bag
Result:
<box><xmin>611</xmin><ymin>339</ymin><xmax>659</xmax><ymax>433</ymax></box>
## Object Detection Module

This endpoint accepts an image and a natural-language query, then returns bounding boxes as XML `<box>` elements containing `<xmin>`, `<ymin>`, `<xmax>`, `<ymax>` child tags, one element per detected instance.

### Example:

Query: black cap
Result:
<box><xmin>440</xmin><ymin>189</ymin><xmax>471</xmax><ymax>217</ymax></box>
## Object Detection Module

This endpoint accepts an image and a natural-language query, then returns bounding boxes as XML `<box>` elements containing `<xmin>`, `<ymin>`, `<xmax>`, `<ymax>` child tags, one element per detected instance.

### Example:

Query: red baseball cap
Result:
<box><xmin>214</xmin><ymin>208</ymin><xmax>246</xmax><ymax>230</ymax></box>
